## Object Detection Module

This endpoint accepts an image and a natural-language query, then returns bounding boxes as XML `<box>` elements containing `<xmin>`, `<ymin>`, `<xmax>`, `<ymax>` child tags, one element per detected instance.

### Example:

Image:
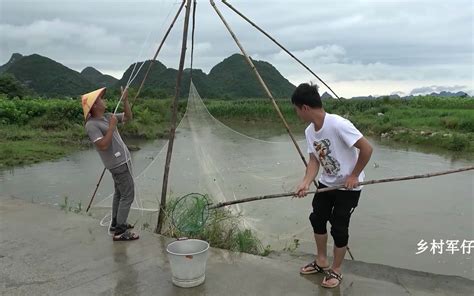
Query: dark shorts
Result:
<box><xmin>309</xmin><ymin>182</ymin><xmax>361</xmax><ymax>248</ymax></box>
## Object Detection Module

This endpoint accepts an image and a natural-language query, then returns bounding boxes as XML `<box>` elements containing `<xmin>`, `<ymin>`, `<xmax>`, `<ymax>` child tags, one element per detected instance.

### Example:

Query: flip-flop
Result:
<box><xmin>321</xmin><ymin>269</ymin><xmax>343</xmax><ymax>288</ymax></box>
<box><xmin>300</xmin><ymin>261</ymin><xmax>329</xmax><ymax>275</ymax></box>
<box><xmin>113</xmin><ymin>231</ymin><xmax>139</xmax><ymax>241</ymax></box>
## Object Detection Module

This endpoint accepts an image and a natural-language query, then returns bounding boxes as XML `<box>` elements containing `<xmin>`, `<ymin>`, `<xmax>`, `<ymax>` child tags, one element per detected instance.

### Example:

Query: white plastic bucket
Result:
<box><xmin>166</xmin><ymin>239</ymin><xmax>210</xmax><ymax>288</ymax></box>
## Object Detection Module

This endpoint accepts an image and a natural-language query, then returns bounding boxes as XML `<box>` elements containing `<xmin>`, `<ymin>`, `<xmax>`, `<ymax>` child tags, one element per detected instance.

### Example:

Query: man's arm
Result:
<box><xmin>122</xmin><ymin>87</ymin><xmax>132</xmax><ymax>122</ymax></box>
<box><xmin>95</xmin><ymin>115</ymin><xmax>118</xmax><ymax>151</ymax></box>
<box><xmin>345</xmin><ymin>137</ymin><xmax>373</xmax><ymax>189</ymax></box>
<box><xmin>296</xmin><ymin>153</ymin><xmax>320</xmax><ymax>197</ymax></box>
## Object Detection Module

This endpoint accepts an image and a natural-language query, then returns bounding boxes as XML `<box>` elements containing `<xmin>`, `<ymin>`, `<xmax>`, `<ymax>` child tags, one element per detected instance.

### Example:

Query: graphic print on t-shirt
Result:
<box><xmin>313</xmin><ymin>139</ymin><xmax>341</xmax><ymax>175</ymax></box>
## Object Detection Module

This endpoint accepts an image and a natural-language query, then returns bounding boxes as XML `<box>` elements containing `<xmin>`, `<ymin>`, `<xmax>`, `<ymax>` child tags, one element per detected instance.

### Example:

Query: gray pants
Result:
<box><xmin>110</xmin><ymin>162</ymin><xmax>134</xmax><ymax>234</ymax></box>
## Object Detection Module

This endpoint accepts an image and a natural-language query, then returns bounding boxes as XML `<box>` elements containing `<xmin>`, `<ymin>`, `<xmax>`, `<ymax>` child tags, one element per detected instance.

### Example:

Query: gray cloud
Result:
<box><xmin>1</xmin><ymin>0</ymin><xmax>472</xmax><ymax>96</ymax></box>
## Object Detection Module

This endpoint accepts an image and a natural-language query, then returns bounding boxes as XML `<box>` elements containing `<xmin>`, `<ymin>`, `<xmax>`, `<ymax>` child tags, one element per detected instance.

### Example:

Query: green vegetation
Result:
<box><xmin>331</xmin><ymin>96</ymin><xmax>473</xmax><ymax>153</ymax></box>
<box><xmin>283</xmin><ymin>239</ymin><xmax>301</xmax><ymax>253</ymax></box>
<box><xmin>163</xmin><ymin>197</ymin><xmax>270</xmax><ymax>256</ymax></box>
<box><xmin>205</xmin><ymin>96</ymin><xmax>474</xmax><ymax>154</ymax></box>
<box><xmin>0</xmin><ymin>95</ymin><xmax>186</xmax><ymax>169</ymax></box>
<box><xmin>59</xmin><ymin>196</ymin><xmax>83</xmax><ymax>214</ymax></box>
<box><xmin>0</xmin><ymin>73</ymin><xmax>31</xmax><ymax>98</ymax></box>
<box><xmin>1</xmin><ymin>95</ymin><xmax>472</xmax><ymax>169</ymax></box>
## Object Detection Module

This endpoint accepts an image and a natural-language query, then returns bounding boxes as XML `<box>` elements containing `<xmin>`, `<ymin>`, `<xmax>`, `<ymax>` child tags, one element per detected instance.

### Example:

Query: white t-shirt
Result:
<box><xmin>305</xmin><ymin>113</ymin><xmax>364</xmax><ymax>190</ymax></box>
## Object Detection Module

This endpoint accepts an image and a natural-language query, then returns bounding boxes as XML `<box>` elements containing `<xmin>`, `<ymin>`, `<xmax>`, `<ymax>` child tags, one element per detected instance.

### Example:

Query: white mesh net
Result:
<box><xmin>94</xmin><ymin>82</ymin><xmax>314</xmax><ymax>245</ymax></box>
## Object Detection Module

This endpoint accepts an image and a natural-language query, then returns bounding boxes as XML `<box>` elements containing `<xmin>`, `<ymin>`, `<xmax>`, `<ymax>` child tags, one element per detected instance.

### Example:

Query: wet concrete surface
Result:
<box><xmin>1</xmin><ymin>197</ymin><xmax>473</xmax><ymax>296</ymax></box>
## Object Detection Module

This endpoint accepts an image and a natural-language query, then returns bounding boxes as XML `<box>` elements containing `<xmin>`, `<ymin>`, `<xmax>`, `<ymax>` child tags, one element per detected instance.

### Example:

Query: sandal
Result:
<box><xmin>113</xmin><ymin>231</ymin><xmax>139</xmax><ymax>241</ymax></box>
<box><xmin>109</xmin><ymin>223</ymin><xmax>134</xmax><ymax>232</ymax></box>
<box><xmin>321</xmin><ymin>269</ymin><xmax>343</xmax><ymax>288</ymax></box>
<box><xmin>300</xmin><ymin>261</ymin><xmax>329</xmax><ymax>275</ymax></box>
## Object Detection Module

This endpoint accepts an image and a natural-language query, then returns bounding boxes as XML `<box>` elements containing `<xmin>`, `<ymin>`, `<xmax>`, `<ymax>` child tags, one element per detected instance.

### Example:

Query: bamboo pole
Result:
<box><xmin>221</xmin><ymin>0</ymin><xmax>342</xmax><ymax>101</ymax></box>
<box><xmin>156</xmin><ymin>0</ymin><xmax>193</xmax><ymax>234</ymax></box>
<box><xmin>84</xmin><ymin>2</ymin><xmax>185</xmax><ymax>213</ymax></box>
<box><xmin>85</xmin><ymin>168</ymin><xmax>106</xmax><ymax>212</ymax></box>
<box><xmin>210</xmin><ymin>166</ymin><xmax>474</xmax><ymax>209</ymax></box>
<box><xmin>190</xmin><ymin>0</ymin><xmax>197</xmax><ymax>81</ymax></box>
<box><xmin>130</xmin><ymin>0</ymin><xmax>186</xmax><ymax>109</ymax></box>
<box><xmin>210</xmin><ymin>0</ymin><xmax>317</xmax><ymax>188</ymax></box>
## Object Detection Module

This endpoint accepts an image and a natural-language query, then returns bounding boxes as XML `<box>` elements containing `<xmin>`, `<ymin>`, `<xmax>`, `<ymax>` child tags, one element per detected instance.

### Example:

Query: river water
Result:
<box><xmin>1</xmin><ymin>132</ymin><xmax>472</xmax><ymax>280</ymax></box>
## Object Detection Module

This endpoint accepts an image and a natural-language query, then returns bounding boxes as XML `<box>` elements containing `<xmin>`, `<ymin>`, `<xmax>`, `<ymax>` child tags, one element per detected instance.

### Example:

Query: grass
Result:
<box><xmin>59</xmin><ymin>196</ymin><xmax>83</xmax><ymax>213</ymax></box>
<box><xmin>347</xmin><ymin>107</ymin><xmax>473</xmax><ymax>153</ymax></box>
<box><xmin>0</xmin><ymin>98</ymin><xmax>187</xmax><ymax>168</ymax></box>
<box><xmin>1</xmin><ymin>95</ymin><xmax>473</xmax><ymax>169</ymax></box>
<box><xmin>205</xmin><ymin>97</ymin><xmax>474</xmax><ymax>154</ymax></box>
<box><xmin>163</xmin><ymin>196</ymin><xmax>271</xmax><ymax>256</ymax></box>
<box><xmin>0</xmin><ymin>124</ymin><xmax>86</xmax><ymax>169</ymax></box>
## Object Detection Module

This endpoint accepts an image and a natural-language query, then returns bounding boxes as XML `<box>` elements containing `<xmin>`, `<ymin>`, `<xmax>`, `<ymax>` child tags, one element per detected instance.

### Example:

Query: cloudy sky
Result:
<box><xmin>1</xmin><ymin>0</ymin><xmax>472</xmax><ymax>97</ymax></box>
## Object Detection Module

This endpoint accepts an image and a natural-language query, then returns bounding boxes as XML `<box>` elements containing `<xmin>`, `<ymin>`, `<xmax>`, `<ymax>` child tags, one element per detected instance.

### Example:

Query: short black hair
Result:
<box><xmin>291</xmin><ymin>83</ymin><xmax>322</xmax><ymax>109</ymax></box>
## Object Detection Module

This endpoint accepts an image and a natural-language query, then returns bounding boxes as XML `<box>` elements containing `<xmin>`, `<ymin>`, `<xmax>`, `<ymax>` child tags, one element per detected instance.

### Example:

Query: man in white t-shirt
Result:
<box><xmin>293</xmin><ymin>83</ymin><xmax>373</xmax><ymax>288</ymax></box>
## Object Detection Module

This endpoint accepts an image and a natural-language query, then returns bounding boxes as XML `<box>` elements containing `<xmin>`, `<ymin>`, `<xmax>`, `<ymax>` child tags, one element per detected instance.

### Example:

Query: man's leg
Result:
<box><xmin>111</xmin><ymin>181</ymin><xmax>120</xmax><ymax>227</ymax></box>
<box><xmin>314</xmin><ymin>233</ymin><xmax>329</xmax><ymax>267</ymax></box>
<box><xmin>110</xmin><ymin>163</ymin><xmax>135</xmax><ymax>236</ymax></box>
<box><xmin>323</xmin><ymin>189</ymin><xmax>361</xmax><ymax>285</ymax></box>
<box><xmin>116</xmin><ymin>169</ymin><xmax>134</xmax><ymax>233</ymax></box>
<box><xmin>301</xmin><ymin>183</ymin><xmax>335</xmax><ymax>272</ymax></box>
<box><xmin>331</xmin><ymin>245</ymin><xmax>347</xmax><ymax>274</ymax></box>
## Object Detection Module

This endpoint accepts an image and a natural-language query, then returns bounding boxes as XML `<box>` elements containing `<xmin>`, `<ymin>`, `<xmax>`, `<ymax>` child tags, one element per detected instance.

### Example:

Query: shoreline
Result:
<box><xmin>1</xmin><ymin>124</ymin><xmax>472</xmax><ymax>170</ymax></box>
<box><xmin>2</xmin><ymin>96</ymin><xmax>473</xmax><ymax>168</ymax></box>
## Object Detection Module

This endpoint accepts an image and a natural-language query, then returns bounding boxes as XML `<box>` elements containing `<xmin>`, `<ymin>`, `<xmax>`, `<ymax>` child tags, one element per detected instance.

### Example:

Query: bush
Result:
<box><xmin>448</xmin><ymin>135</ymin><xmax>469</xmax><ymax>151</ymax></box>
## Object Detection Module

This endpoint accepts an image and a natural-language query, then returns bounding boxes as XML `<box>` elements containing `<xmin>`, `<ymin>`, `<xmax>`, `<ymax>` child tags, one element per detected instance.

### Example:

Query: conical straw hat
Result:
<box><xmin>81</xmin><ymin>87</ymin><xmax>106</xmax><ymax>120</ymax></box>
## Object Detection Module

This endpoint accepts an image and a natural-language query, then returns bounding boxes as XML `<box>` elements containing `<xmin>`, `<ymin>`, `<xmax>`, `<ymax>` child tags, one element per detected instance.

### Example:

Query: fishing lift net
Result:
<box><xmin>94</xmin><ymin>82</ymin><xmax>314</xmax><ymax>246</ymax></box>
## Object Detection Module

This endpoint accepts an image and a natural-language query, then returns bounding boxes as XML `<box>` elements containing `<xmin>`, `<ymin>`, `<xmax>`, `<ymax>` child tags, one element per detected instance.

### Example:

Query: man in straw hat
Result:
<box><xmin>292</xmin><ymin>83</ymin><xmax>372</xmax><ymax>288</ymax></box>
<box><xmin>82</xmin><ymin>87</ymin><xmax>139</xmax><ymax>241</ymax></box>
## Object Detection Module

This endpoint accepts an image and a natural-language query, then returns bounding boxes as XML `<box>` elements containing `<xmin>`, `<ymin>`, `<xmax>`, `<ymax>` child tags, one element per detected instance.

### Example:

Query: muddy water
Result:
<box><xmin>1</xmin><ymin>133</ymin><xmax>472</xmax><ymax>280</ymax></box>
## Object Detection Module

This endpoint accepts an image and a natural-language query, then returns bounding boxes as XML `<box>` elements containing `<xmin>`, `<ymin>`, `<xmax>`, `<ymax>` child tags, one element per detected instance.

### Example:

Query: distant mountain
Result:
<box><xmin>81</xmin><ymin>67</ymin><xmax>118</xmax><ymax>88</ymax></box>
<box><xmin>117</xmin><ymin>60</ymin><xmax>167</xmax><ymax>88</ymax></box>
<box><xmin>208</xmin><ymin>54</ymin><xmax>295</xmax><ymax>98</ymax></box>
<box><xmin>5</xmin><ymin>52</ymin><xmax>468</xmax><ymax>99</ymax></box>
<box><xmin>429</xmin><ymin>91</ymin><xmax>468</xmax><ymax>98</ymax></box>
<box><xmin>0</xmin><ymin>53</ymin><xmax>23</xmax><ymax>74</ymax></box>
<box><xmin>321</xmin><ymin>92</ymin><xmax>333</xmax><ymax>100</ymax></box>
<box><xmin>350</xmin><ymin>95</ymin><xmax>376</xmax><ymax>100</ymax></box>
<box><xmin>1</xmin><ymin>53</ymin><xmax>95</xmax><ymax>96</ymax></box>
<box><xmin>115</xmin><ymin>60</ymin><xmax>178</xmax><ymax>96</ymax></box>
<box><xmin>116</xmin><ymin>53</ymin><xmax>295</xmax><ymax>98</ymax></box>
<box><xmin>348</xmin><ymin>91</ymin><xmax>470</xmax><ymax>100</ymax></box>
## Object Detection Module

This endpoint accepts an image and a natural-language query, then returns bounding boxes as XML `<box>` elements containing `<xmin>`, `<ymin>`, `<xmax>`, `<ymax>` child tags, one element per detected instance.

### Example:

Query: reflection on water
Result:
<box><xmin>1</xmin><ymin>134</ymin><xmax>472</xmax><ymax>280</ymax></box>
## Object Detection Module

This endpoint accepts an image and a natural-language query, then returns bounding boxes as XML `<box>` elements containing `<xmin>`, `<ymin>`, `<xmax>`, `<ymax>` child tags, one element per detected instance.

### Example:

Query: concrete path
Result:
<box><xmin>1</xmin><ymin>197</ymin><xmax>472</xmax><ymax>296</ymax></box>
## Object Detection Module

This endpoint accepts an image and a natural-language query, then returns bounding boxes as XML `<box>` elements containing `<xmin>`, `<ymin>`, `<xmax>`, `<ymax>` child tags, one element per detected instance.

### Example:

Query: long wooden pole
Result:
<box><xmin>156</xmin><ymin>0</ymin><xmax>193</xmax><ymax>234</ymax></box>
<box><xmin>131</xmin><ymin>0</ymin><xmax>186</xmax><ymax>109</ymax></box>
<box><xmin>85</xmin><ymin>3</ymin><xmax>185</xmax><ymax>213</ymax></box>
<box><xmin>85</xmin><ymin>168</ymin><xmax>106</xmax><ymax>212</ymax></box>
<box><xmin>210</xmin><ymin>166</ymin><xmax>474</xmax><ymax>209</ymax></box>
<box><xmin>221</xmin><ymin>0</ymin><xmax>341</xmax><ymax>101</ymax></box>
<box><xmin>210</xmin><ymin>0</ymin><xmax>317</xmax><ymax>188</ymax></box>
<box><xmin>190</xmin><ymin>0</ymin><xmax>197</xmax><ymax>81</ymax></box>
